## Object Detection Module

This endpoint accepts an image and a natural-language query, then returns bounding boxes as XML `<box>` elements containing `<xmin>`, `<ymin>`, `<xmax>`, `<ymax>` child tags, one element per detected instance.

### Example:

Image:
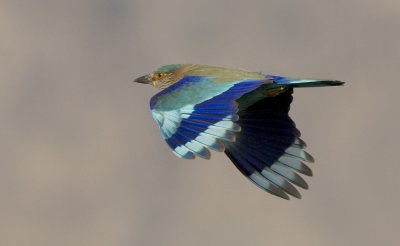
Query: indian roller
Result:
<box><xmin>134</xmin><ymin>64</ymin><xmax>344</xmax><ymax>199</ymax></box>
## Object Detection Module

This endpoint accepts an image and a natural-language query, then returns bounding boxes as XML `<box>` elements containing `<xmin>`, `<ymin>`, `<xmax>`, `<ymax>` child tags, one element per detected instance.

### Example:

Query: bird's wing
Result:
<box><xmin>224</xmin><ymin>89</ymin><xmax>314</xmax><ymax>199</ymax></box>
<box><xmin>150</xmin><ymin>76</ymin><xmax>264</xmax><ymax>159</ymax></box>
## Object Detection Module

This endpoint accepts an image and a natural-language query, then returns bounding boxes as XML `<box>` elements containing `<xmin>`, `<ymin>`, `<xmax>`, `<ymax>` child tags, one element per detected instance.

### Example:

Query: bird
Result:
<box><xmin>134</xmin><ymin>64</ymin><xmax>344</xmax><ymax>199</ymax></box>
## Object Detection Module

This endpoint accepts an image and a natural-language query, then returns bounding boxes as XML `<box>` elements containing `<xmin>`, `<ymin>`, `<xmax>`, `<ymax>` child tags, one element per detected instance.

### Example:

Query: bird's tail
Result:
<box><xmin>266</xmin><ymin>75</ymin><xmax>345</xmax><ymax>88</ymax></box>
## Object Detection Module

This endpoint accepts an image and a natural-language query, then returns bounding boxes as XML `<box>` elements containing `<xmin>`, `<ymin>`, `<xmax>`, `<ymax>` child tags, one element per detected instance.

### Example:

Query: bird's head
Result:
<box><xmin>134</xmin><ymin>64</ymin><xmax>184</xmax><ymax>89</ymax></box>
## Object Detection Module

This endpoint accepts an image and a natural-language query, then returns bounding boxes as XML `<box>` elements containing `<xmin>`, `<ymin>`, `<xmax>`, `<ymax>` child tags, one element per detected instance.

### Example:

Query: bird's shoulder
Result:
<box><xmin>150</xmin><ymin>75</ymin><xmax>235</xmax><ymax>111</ymax></box>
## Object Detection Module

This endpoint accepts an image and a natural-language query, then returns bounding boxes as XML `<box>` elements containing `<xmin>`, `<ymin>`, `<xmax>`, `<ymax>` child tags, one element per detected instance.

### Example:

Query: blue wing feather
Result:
<box><xmin>150</xmin><ymin>76</ymin><xmax>263</xmax><ymax>158</ymax></box>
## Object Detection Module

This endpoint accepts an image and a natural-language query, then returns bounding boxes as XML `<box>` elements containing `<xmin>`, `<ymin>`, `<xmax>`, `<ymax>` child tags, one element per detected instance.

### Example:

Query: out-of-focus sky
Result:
<box><xmin>1</xmin><ymin>0</ymin><xmax>399</xmax><ymax>245</ymax></box>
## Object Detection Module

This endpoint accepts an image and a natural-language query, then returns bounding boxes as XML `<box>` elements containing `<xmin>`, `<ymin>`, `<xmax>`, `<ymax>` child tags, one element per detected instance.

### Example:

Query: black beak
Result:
<box><xmin>134</xmin><ymin>75</ymin><xmax>150</xmax><ymax>84</ymax></box>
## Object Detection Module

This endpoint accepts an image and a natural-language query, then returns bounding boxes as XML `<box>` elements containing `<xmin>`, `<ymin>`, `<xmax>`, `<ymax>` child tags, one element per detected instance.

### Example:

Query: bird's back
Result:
<box><xmin>177</xmin><ymin>64</ymin><xmax>268</xmax><ymax>83</ymax></box>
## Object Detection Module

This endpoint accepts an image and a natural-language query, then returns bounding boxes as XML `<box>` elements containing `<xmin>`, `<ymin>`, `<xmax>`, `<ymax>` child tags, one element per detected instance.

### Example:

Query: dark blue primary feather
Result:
<box><xmin>224</xmin><ymin>89</ymin><xmax>314</xmax><ymax>199</ymax></box>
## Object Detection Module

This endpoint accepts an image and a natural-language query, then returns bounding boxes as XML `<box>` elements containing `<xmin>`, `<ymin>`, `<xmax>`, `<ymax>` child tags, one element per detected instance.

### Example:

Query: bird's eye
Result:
<box><xmin>151</xmin><ymin>73</ymin><xmax>167</xmax><ymax>80</ymax></box>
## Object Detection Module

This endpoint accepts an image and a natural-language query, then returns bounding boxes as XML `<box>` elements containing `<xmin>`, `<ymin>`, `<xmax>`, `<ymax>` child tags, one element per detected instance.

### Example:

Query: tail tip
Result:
<box><xmin>326</xmin><ymin>80</ymin><xmax>345</xmax><ymax>86</ymax></box>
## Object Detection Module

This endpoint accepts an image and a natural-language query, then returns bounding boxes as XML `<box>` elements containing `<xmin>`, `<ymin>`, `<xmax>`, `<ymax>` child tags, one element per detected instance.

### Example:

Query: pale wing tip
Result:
<box><xmin>172</xmin><ymin>148</ymin><xmax>195</xmax><ymax>159</ymax></box>
<box><xmin>261</xmin><ymin>168</ymin><xmax>302</xmax><ymax>199</ymax></box>
<box><xmin>249</xmin><ymin>172</ymin><xmax>291</xmax><ymax>200</ymax></box>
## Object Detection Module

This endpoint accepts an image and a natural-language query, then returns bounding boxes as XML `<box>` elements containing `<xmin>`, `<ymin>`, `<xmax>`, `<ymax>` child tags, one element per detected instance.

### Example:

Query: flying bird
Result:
<box><xmin>134</xmin><ymin>64</ymin><xmax>344</xmax><ymax>199</ymax></box>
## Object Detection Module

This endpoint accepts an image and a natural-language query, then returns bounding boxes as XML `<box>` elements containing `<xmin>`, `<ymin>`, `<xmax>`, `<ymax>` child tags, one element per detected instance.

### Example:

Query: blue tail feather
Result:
<box><xmin>266</xmin><ymin>75</ymin><xmax>345</xmax><ymax>87</ymax></box>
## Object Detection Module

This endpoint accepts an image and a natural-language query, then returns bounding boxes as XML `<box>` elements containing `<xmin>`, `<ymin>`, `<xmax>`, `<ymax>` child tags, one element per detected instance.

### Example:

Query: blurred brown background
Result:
<box><xmin>1</xmin><ymin>0</ymin><xmax>399</xmax><ymax>245</ymax></box>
